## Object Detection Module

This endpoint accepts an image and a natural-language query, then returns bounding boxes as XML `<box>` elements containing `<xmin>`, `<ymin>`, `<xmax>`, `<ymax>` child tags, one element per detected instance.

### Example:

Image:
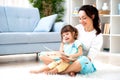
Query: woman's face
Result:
<box><xmin>62</xmin><ymin>32</ymin><xmax>74</xmax><ymax>44</ymax></box>
<box><xmin>78</xmin><ymin>10</ymin><xmax>93</xmax><ymax>29</ymax></box>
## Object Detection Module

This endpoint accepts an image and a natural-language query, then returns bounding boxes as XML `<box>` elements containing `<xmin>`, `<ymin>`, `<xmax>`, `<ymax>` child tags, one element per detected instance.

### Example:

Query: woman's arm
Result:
<box><xmin>87</xmin><ymin>33</ymin><xmax>103</xmax><ymax>61</ymax></box>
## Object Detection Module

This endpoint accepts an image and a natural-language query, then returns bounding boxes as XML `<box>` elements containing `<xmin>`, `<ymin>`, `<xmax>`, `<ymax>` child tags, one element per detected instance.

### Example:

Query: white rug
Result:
<box><xmin>0</xmin><ymin>61</ymin><xmax>120</xmax><ymax>80</ymax></box>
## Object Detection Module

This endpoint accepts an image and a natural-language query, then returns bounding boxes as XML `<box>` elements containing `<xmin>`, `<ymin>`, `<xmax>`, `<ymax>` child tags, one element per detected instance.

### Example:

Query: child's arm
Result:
<box><xmin>64</xmin><ymin>45</ymin><xmax>82</xmax><ymax>61</ymax></box>
<box><xmin>69</xmin><ymin>45</ymin><xmax>83</xmax><ymax>59</ymax></box>
<box><xmin>59</xmin><ymin>45</ymin><xmax>83</xmax><ymax>61</ymax></box>
<box><xmin>59</xmin><ymin>42</ymin><xmax>64</xmax><ymax>52</ymax></box>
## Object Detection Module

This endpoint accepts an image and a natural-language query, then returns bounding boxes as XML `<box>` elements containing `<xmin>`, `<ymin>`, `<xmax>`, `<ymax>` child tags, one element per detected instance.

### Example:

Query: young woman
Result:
<box><xmin>30</xmin><ymin>25</ymin><xmax>83</xmax><ymax>74</ymax></box>
<box><xmin>39</xmin><ymin>5</ymin><xmax>103</xmax><ymax>76</ymax></box>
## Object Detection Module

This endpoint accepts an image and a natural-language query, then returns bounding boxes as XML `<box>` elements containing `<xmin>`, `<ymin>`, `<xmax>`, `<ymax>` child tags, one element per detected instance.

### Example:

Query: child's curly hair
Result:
<box><xmin>61</xmin><ymin>25</ymin><xmax>78</xmax><ymax>41</ymax></box>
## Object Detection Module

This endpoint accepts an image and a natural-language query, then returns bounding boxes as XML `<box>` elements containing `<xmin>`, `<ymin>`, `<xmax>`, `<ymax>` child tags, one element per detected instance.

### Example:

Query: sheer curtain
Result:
<box><xmin>0</xmin><ymin>0</ymin><xmax>32</xmax><ymax>8</ymax></box>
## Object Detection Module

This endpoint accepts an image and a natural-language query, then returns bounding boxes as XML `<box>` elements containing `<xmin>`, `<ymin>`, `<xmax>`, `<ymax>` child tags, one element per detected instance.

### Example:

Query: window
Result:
<box><xmin>0</xmin><ymin>0</ymin><xmax>32</xmax><ymax>8</ymax></box>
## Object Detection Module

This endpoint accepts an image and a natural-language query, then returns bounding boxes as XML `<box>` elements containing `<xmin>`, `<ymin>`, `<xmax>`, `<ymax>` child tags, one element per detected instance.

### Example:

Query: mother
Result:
<box><xmin>40</xmin><ymin>5</ymin><xmax>103</xmax><ymax>76</ymax></box>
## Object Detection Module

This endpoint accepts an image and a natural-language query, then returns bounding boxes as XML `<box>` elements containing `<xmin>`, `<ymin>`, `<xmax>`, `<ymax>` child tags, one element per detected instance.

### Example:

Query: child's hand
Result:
<box><xmin>60</xmin><ymin>54</ymin><xmax>70</xmax><ymax>63</ymax></box>
<box><xmin>61</xmin><ymin>53</ymin><xmax>69</xmax><ymax>57</ymax></box>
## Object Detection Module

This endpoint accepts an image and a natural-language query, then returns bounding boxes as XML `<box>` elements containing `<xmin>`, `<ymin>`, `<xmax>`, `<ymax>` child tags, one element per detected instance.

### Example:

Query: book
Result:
<box><xmin>42</xmin><ymin>46</ymin><xmax>77</xmax><ymax>61</ymax></box>
<box><xmin>100</xmin><ymin>23</ymin><xmax>104</xmax><ymax>33</ymax></box>
<box><xmin>103</xmin><ymin>23</ymin><xmax>110</xmax><ymax>34</ymax></box>
<box><xmin>60</xmin><ymin>54</ymin><xmax>77</xmax><ymax>61</ymax></box>
<box><xmin>103</xmin><ymin>23</ymin><xmax>107</xmax><ymax>34</ymax></box>
<box><xmin>105</xmin><ymin>23</ymin><xmax>110</xmax><ymax>34</ymax></box>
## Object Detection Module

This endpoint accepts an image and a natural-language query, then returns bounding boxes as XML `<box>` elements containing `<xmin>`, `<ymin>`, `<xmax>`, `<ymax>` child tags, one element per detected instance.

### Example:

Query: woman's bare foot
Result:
<box><xmin>69</xmin><ymin>72</ymin><xmax>76</xmax><ymax>77</ymax></box>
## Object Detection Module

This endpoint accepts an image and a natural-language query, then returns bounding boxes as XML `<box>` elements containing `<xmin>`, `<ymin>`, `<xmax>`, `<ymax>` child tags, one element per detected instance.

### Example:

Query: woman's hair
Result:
<box><xmin>78</xmin><ymin>5</ymin><xmax>101</xmax><ymax>35</ymax></box>
<box><xmin>61</xmin><ymin>25</ymin><xmax>78</xmax><ymax>41</ymax></box>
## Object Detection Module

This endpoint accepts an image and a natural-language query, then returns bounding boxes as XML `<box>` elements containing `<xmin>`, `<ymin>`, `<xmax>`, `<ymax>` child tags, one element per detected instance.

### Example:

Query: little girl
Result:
<box><xmin>30</xmin><ymin>25</ymin><xmax>83</xmax><ymax>74</ymax></box>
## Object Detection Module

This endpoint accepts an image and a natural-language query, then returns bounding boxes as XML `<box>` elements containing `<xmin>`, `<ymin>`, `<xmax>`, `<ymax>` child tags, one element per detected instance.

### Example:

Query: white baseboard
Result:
<box><xmin>0</xmin><ymin>54</ymin><xmax>36</xmax><ymax>63</ymax></box>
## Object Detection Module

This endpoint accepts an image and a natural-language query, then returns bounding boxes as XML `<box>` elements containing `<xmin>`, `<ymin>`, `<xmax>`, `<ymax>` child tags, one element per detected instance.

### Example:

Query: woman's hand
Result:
<box><xmin>87</xmin><ymin>56</ymin><xmax>91</xmax><ymax>61</ymax></box>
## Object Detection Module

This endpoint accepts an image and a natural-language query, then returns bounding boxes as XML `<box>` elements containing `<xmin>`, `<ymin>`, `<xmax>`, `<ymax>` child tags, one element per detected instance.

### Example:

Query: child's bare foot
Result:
<box><xmin>45</xmin><ymin>68</ymin><xmax>58</xmax><ymax>74</ymax></box>
<box><xmin>69</xmin><ymin>72</ymin><xmax>76</xmax><ymax>77</ymax></box>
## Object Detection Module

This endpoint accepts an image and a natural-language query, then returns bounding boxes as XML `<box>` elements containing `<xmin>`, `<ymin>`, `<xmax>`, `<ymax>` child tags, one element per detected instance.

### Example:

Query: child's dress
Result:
<box><xmin>48</xmin><ymin>40</ymin><xmax>82</xmax><ymax>73</ymax></box>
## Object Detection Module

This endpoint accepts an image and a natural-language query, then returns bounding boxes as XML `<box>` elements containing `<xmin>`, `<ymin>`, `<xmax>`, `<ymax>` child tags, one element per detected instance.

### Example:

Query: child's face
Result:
<box><xmin>62</xmin><ymin>32</ymin><xmax>74</xmax><ymax>44</ymax></box>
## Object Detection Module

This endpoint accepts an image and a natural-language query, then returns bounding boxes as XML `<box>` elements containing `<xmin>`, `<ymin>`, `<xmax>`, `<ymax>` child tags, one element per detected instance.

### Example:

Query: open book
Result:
<box><xmin>61</xmin><ymin>54</ymin><xmax>77</xmax><ymax>61</ymax></box>
<box><xmin>42</xmin><ymin>46</ymin><xmax>77</xmax><ymax>61</ymax></box>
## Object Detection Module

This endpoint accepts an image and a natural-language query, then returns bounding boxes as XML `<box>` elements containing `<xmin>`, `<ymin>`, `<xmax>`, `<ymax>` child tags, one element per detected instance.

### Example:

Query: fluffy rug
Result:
<box><xmin>0</xmin><ymin>61</ymin><xmax>120</xmax><ymax>80</ymax></box>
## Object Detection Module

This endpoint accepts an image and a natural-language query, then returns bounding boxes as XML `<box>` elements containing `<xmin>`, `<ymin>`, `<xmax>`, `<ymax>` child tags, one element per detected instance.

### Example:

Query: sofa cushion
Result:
<box><xmin>33</xmin><ymin>14</ymin><xmax>57</xmax><ymax>32</ymax></box>
<box><xmin>52</xmin><ymin>22</ymin><xmax>66</xmax><ymax>32</ymax></box>
<box><xmin>0</xmin><ymin>32</ymin><xmax>61</xmax><ymax>45</ymax></box>
<box><xmin>0</xmin><ymin>6</ymin><xmax>9</xmax><ymax>32</ymax></box>
<box><xmin>5</xmin><ymin>7</ymin><xmax>40</xmax><ymax>32</ymax></box>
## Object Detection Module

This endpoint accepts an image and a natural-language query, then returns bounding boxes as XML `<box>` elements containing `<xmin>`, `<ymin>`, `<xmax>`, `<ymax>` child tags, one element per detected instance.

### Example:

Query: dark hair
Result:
<box><xmin>61</xmin><ymin>25</ymin><xmax>78</xmax><ymax>41</ymax></box>
<box><xmin>78</xmin><ymin>5</ymin><xmax>101</xmax><ymax>35</ymax></box>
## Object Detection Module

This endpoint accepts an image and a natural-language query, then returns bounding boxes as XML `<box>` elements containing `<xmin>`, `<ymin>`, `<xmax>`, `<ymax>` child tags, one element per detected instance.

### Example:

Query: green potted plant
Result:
<box><xmin>29</xmin><ymin>0</ymin><xmax>65</xmax><ymax>21</ymax></box>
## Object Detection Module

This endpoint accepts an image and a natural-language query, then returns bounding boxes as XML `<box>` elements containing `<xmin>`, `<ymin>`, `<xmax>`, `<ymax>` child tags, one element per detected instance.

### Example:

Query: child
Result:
<box><xmin>30</xmin><ymin>25</ymin><xmax>83</xmax><ymax>74</ymax></box>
